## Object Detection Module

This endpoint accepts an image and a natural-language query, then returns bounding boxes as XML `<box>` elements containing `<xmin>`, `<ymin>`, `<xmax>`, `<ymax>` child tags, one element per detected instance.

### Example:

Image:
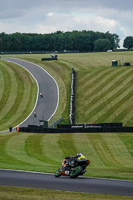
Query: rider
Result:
<box><xmin>65</xmin><ymin>152</ymin><xmax>87</xmax><ymax>161</ymax></box>
<box><xmin>39</xmin><ymin>92</ymin><xmax>43</xmax><ymax>98</ymax></box>
<box><xmin>63</xmin><ymin>152</ymin><xmax>88</xmax><ymax>168</ymax></box>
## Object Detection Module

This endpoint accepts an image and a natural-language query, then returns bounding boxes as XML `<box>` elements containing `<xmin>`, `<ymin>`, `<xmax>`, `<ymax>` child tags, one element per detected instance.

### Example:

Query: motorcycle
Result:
<box><xmin>55</xmin><ymin>157</ymin><xmax>90</xmax><ymax>178</ymax></box>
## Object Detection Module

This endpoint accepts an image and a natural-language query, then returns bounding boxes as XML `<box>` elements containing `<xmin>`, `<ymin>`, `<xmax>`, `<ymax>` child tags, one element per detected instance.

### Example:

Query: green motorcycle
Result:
<box><xmin>55</xmin><ymin>157</ymin><xmax>90</xmax><ymax>178</ymax></box>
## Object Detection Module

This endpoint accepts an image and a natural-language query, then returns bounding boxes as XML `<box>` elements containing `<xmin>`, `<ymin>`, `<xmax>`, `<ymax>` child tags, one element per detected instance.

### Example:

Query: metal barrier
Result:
<box><xmin>69</xmin><ymin>68</ymin><xmax>76</xmax><ymax>125</ymax></box>
<box><xmin>19</xmin><ymin>126</ymin><xmax>133</xmax><ymax>133</ymax></box>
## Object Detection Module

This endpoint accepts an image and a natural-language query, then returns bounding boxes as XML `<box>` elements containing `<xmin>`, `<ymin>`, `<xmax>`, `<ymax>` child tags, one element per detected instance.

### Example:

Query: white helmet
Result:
<box><xmin>77</xmin><ymin>152</ymin><xmax>82</xmax><ymax>157</ymax></box>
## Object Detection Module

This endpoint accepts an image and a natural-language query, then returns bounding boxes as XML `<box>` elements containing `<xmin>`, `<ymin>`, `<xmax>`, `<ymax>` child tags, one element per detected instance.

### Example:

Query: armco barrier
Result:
<box><xmin>69</xmin><ymin>68</ymin><xmax>76</xmax><ymax>125</ymax></box>
<box><xmin>19</xmin><ymin>126</ymin><xmax>133</xmax><ymax>133</ymax></box>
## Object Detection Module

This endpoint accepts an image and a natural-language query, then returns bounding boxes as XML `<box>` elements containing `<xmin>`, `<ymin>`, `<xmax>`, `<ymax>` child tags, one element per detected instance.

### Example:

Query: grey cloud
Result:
<box><xmin>0</xmin><ymin>0</ymin><xmax>133</xmax><ymax>20</ymax></box>
<box><xmin>0</xmin><ymin>9</ymin><xmax>26</xmax><ymax>19</ymax></box>
<box><xmin>0</xmin><ymin>0</ymin><xmax>133</xmax><ymax>47</ymax></box>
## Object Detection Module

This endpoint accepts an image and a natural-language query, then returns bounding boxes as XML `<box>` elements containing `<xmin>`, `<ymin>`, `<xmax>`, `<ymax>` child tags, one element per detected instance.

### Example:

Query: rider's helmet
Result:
<box><xmin>77</xmin><ymin>152</ymin><xmax>82</xmax><ymax>157</ymax></box>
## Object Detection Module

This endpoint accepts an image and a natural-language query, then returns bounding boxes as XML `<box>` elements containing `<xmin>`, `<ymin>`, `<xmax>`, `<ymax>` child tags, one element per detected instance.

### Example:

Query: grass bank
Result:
<box><xmin>0</xmin><ymin>186</ymin><xmax>133</xmax><ymax>200</ymax></box>
<box><xmin>0</xmin><ymin>60</ymin><xmax>37</xmax><ymax>131</ymax></box>
<box><xmin>0</xmin><ymin>132</ymin><xmax>133</xmax><ymax>180</ymax></box>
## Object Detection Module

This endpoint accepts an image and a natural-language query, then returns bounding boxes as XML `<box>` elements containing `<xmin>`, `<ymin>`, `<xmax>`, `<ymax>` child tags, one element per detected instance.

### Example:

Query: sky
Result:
<box><xmin>0</xmin><ymin>0</ymin><xmax>133</xmax><ymax>47</ymax></box>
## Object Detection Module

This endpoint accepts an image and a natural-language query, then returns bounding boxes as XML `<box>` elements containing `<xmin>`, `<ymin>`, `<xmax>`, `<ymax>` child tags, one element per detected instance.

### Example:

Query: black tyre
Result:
<box><xmin>70</xmin><ymin>166</ymin><xmax>83</xmax><ymax>178</ymax></box>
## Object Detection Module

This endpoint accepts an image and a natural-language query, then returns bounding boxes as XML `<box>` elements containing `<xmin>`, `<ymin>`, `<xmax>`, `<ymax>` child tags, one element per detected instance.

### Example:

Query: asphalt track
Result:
<box><xmin>3</xmin><ymin>57</ymin><xmax>59</xmax><ymax>128</ymax></box>
<box><xmin>0</xmin><ymin>170</ymin><xmax>133</xmax><ymax>196</ymax></box>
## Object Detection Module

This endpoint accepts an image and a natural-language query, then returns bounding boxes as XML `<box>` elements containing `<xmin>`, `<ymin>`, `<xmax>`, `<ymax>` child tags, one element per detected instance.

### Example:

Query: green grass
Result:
<box><xmin>0</xmin><ymin>186</ymin><xmax>133</xmax><ymax>200</ymax></box>
<box><xmin>0</xmin><ymin>132</ymin><xmax>133</xmax><ymax>180</ymax></box>
<box><xmin>0</xmin><ymin>60</ymin><xmax>37</xmax><ymax>131</ymax></box>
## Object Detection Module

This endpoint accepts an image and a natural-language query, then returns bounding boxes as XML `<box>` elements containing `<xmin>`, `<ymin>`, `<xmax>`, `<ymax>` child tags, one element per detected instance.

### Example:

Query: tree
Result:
<box><xmin>112</xmin><ymin>33</ymin><xmax>120</xmax><ymax>49</ymax></box>
<box><xmin>123</xmin><ymin>36</ymin><xmax>133</xmax><ymax>49</ymax></box>
<box><xmin>94</xmin><ymin>39</ymin><xmax>112</xmax><ymax>52</ymax></box>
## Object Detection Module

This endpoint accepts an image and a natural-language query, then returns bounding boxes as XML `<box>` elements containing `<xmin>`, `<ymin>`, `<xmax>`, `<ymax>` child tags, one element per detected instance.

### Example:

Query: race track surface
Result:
<box><xmin>0</xmin><ymin>170</ymin><xmax>133</xmax><ymax>196</ymax></box>
<box><xmin>3</xmin><ymin>58</ymin><xmax>59</xmax><ymax>127</ymax></box>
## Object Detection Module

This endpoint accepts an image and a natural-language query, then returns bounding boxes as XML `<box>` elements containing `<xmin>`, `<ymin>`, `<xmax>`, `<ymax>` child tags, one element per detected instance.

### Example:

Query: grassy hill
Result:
<box><xmin>4</xmin><ymin>51</ymin><xmax>133</xmax><ymax>126</ymax></box>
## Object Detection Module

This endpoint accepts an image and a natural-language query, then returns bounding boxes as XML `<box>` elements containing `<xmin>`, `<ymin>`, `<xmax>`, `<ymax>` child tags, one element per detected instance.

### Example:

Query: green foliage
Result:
<box><xmin>123</xmin><ymin>36</ymin><xmax>133</xmax><ymax>49</ymax></box>
<box><xmin>0</xmin><ymin>31</ymin><xmax>119</xmax><ymax>52</ymax></box>
<box><xmin>94</xmin><ymin>39</ymin><xmax>112</xmax><ymax>52</ymax></box>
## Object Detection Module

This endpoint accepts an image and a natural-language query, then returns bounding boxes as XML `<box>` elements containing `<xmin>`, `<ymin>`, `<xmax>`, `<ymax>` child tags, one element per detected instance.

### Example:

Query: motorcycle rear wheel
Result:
<box><xmin>70</xmin><ymin>166</ymin><xmax>83</xmax><ymax>178</ymax></box>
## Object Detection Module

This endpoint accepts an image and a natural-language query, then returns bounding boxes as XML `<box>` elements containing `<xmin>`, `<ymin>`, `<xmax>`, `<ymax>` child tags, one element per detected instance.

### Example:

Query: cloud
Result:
<box><xmin>47</xmin><ymin>13</ymin><xmax>54</xmax><ymax>17</ymax></box>
<box><xmin>0</xmin><ymin>0</ymin><xmax>133</xmax><ymax>47</ymax></box>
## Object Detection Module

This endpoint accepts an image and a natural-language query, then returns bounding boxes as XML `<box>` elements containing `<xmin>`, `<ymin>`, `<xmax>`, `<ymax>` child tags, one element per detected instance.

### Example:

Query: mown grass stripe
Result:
<box><xmin>117</xmin><ymin>133</ymin><xmax>133</xmax><ymax>157</ymax></box>
<box><xmin>73</xmin><ymin>133</ymin><xmax>106</xmax><ymax>168</ymax></box>
<box><xmin>82</xmin><ymin>68</ymin><xmax>115</xmax><ymax>94</ymax></box>
<box><xmin>0</xmin><ymin>63</ymin><xmax>25</xmax><ymax>130</ymax></box>
<box><xmin>0</xmin><ymin>61</ymin><xmax>37</xmax><ymax>130</ymax></box>
<box><xmin>0</xmin><ymin>64</ymin><xmax>24</xmax><ymax>124</ymax></box>
<box><xmin>84</xmin><ymin>71</ymin><xmax>133</xmax><ymax>121</ymax></box>
<box><xmin>112</xmin><ymin>99</ymin><xmax>133</xmax><ymax>124</ymax></box>
<box><xmin>25</xmin><ymin>134</ymin><xmax>59</xmax><ymax>166</ymax></box>
<box><xmin>101</xmin><ymin>133</ymin><xmax>133</xmax><ymax>168</ymax></box>
<box><xmin>6</xmin><ymin>133</ymin><xmax>46</xmax><ymax>166</ymax></box>
<box><xmin>88</xmin><ymin>133</ymin><xmax>122</xmax><ymax>167</ymax></box>
<box><xmin>59</xmin><ymin>60</ymin><xmax>87</xmax><ymax>71</ymax></box>
<box><xmin>6</xmin><ymin>69</ymin><xmax>36</xmax><ymax>127</ymax></box>
<box><xmin>77</xmin><ymin>69</ymin><xmax>106</xmax><ymax>93</ymax></box>
<box><xmin>0</xmin><ymin>64</ymin><xmax>18</xmax><ymax>126</ymax></box>
<box><xmin>41</xmin><ymin>134</ymin><xmax>63</xmax><ymax>165</ymax></box>
<box><xmin>104</xmin><ymin>93</ymin><xmax>133</xmax><ymax>124</ymax></box>
<box><xmin>76</xmin><ymin>68</ymin><xmax>125</xmax><ymax>122</ymax></box>
<box><xmin>89</xmin><ymin>80</ymin><xmax>133</xmax><ymax>123</ymax></box>
<box><xmin>76</xmin><ymin>68</ymin><xmax>113</xmax><ymax>121</ymax></box>
<box><xmin>0</xmin><ymin>133</ymin><xmax>19</xmax><ymax>164</ymax></box>
<box><xmin>58</xmin><ymin>133</ymin><xmax>77</xmax><ymax>157</ymax></box>
<box><xmin>84</xmin><ymin>67</ymin><xmax>132</xmax><ymax>105</ymax></box>
<box><xmin>0</xmin><ymin>66</ymin><xmax>4</xmax><ymax>101</ymax></box>
<box><xmin>15</xmin><ymin>79</ymin><xmax>37</xmax><ymax>122</ymax></box>
<box><xmin>0</xmin><ymin>62</ymin><xmax>12</xmax><ymax>112</ymax></box>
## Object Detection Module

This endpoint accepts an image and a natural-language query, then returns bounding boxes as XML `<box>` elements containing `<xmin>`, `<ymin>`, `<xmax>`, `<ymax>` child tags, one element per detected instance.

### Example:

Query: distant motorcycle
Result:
<box><xmin>39</xmin><ymin>92</ymin><xmax>43</xmax><ymax>98</ymax></box>
<box><xmin>55</xmin><ymin>157</ymin><xmax>90</xmax><ymax>178</ymax></box>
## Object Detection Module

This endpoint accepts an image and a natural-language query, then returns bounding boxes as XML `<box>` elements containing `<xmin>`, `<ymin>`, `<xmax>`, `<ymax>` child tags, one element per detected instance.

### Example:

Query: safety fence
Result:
<box><xmin>69</xmin><ymin>68</ymin><xmax>76</xmax><ymax>125</ymax></box>
<box><xmin>19</xmin><ymin>125</ymin><xmax>133</xmax><ymax>133</ymax></box>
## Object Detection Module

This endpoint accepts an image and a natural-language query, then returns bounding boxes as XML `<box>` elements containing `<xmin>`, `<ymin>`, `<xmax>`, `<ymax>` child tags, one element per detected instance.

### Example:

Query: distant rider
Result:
<box><xmin>39</xmin><ymin>92</ymin><xmax>43</xmax><ymax>98</ymax></box>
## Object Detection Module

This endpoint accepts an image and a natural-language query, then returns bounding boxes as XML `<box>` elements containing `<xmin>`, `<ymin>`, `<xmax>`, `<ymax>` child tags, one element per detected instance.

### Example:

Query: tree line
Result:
<box><xmin>0</xmin><ymin>31</ymin><xmax>120</xmax><ymax>53</ymax></box>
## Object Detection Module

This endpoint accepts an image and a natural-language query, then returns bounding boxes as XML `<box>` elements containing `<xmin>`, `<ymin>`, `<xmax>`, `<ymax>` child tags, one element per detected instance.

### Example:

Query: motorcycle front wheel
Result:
<box><xmin>70</xmin><ymin>166</ymin><xmax>83</xmax><ymax>178</ymax></box>
<box><xmin>55</xmin><ymin>170</ymin><xmax>61</xmax><ymax>177</ymax></box>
